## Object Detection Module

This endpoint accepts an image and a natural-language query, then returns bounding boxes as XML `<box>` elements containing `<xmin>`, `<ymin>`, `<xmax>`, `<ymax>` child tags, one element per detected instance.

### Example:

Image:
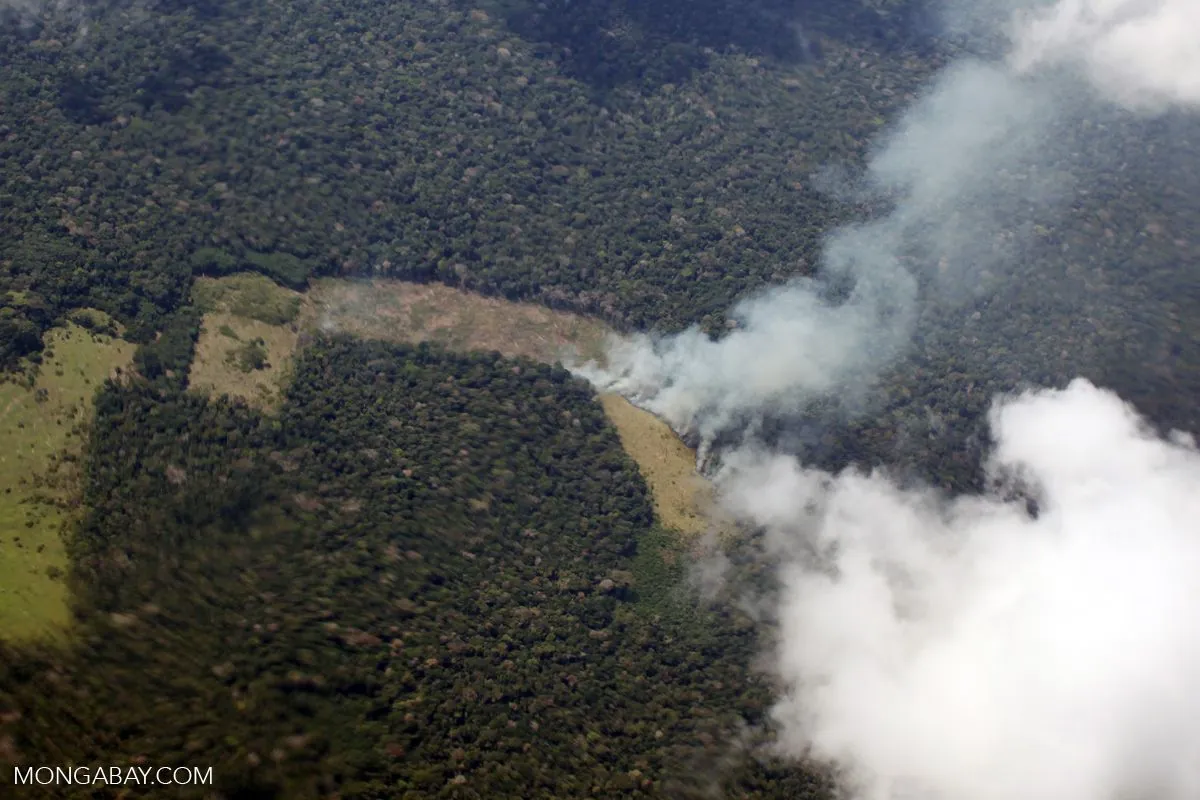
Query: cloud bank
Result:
<box><xmin>718</xmin><ymin>379</ymin><xmax>1200</xmax><ymax>800</ymax></box>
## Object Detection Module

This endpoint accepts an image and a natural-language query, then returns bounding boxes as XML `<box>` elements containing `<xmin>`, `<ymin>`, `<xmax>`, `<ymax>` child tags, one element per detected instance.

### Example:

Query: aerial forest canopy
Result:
<box><xmin>0</xmin><ymin>0</ymin><xmax>1195</xmax><ymax>472</ymax></box>
<box><xmin>1</xmin><ymin>339</ymin><xmax>830</xmax><ymax>798</ymax></box>
<box><xmin>0</xmin><ymin>0</ymin><xmax>940</xmax><ymax>368</ymax></box>
<box><xmin>2</xmin><ymin>0</ymin><xmax>1200</xmax><ymax>797</ymax></box>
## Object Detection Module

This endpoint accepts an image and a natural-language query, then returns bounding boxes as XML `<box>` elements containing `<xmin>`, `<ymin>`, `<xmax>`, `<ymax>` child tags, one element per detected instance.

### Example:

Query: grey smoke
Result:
<box><xmin>580</xmin><ymin>59</ymin><xmax>1066</xmax><ymax>449</ymax></box>
<box><xmin>580</xmin><ymin>0</ymin><xmax>1200</xmax><ymax>452</ymax></box>
<box><xmin>579</xmin><ymin>0</ymin><xmax>1200</xmax><ymax>798</ymax></box>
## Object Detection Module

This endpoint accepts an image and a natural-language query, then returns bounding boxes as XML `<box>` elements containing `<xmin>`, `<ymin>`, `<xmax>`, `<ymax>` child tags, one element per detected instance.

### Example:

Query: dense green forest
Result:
<box><xmin>3</xmin><ymin>0</ymin><xmax>1200</xmax><ymax>796</ymax></box>
<box><xmin>2</xmin><ymin>0</ymin><xmax>1198</xmax><ymax>473</ymax></box>
<box><xmin>1</xmin><ymin>339</ymin><xmax>832</xmax><ymax>798</ymax></box>
<box><xmin>0</xmin><ymin>2</ymin><xmax>941</xmax><ymax>795</ymax></box>
<box><xmin>0</xmin><ymin>0</ymin><xmax>943</xmax><ymax>369</ymax></box>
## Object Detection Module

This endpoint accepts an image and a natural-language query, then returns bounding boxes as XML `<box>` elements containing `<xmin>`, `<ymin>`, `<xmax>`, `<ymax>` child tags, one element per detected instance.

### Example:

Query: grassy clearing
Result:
<box><xmin>187</xmin><ymin>273</ymin><xmax>306</xmax><ymax>410</ymax></box>
<box><xmin>188</xmin><ymin>311</ymin><xmax>300</xmax><ymax>410</ymax></box>
<box><xmin>0</xmin><ymin>320</ymin><xmax>134</xmax><ymax>643</ymax></box>
<box><xmin>598</xmin><ymin>394</ymin><xmax>721</xmax><ymax>539</ymax></box>
<box><xmin>188</xmin><ymin>276</ymin><xmax>609</xmax><ymax>411</ymax></box>
<box><xmin>303</xmin><ymin>278</ymin><xmax>611</xmax><ymax>365</ymax></box>
<box><xmin>188</xmin><ymin>275</ymin><xmax>714</xmax><ymax>540</ymax></box>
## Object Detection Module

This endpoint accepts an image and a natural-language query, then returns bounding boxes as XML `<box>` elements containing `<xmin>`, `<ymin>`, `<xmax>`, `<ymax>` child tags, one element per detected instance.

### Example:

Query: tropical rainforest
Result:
<box><xmin>1</xmin><ymin>0</ymin><xmax>1199</xmax><ymax>797</ymax></box>
<box><xmin>4</xmin><ymin>338</ymin><xmax>839</xmax><ymax>798</ymax></box>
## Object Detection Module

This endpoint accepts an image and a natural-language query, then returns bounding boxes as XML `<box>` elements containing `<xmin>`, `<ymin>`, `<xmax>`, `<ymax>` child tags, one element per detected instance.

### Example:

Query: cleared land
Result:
<box><xmin>302</xmin><ymin>278</ymin><xmax>611</xmax><ymax>366</ymax></box>
<box><xmin>189</xmin><ymin>312</ymin><xmax>301</xmax><ymax>410</ymax></box>
<box><xmin>189</xmin><ymin>274</ymin><xmax>305</xmax><ymax>409</ymax></box>
<box><xmin>0</xmin><ymin>321</ymin><xmax>134</xmax><ymax>643</ymax></box>
<box><xmin>598</xmin><ymin>394</ymin><xmax>717</xmax><ymax>538</ymax></box>
<box><xmin>188</xmin><ymin>275</ymin><xmax>711</xmax><ymax>537</ymax></box>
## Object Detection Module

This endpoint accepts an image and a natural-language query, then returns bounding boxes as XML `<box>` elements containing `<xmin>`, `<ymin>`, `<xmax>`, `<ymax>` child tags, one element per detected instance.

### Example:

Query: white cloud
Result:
<box><xmin>719</xmin><ymin>380</ymin><xmax>1200</xmax><ymax>800</ymax></box>
<box><xmin>574</xmin><ymin>2</ymin><xmax>1200</xmax><ymax>795</ymax></box>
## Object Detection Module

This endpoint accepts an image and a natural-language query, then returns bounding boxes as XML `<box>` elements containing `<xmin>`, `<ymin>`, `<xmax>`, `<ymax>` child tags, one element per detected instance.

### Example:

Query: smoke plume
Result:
<box><xmin>581</xmin><ymin>0</ymin><xmax>1200</xmax><ymax>449</ymax></box>
<box><xmin>580</xmin><ymin>59</ymin><xmax>1063</xmax><ymax>447</ymax></box>
<box><xmin>580</xmin><ymin>0</ymin><xmax>1200</xmax><ymax>798</ymax></box>
<box><xmin>1009</xmin><ymin>0</ymin><xmax>1200</xmax><ymax>111</ymax></box>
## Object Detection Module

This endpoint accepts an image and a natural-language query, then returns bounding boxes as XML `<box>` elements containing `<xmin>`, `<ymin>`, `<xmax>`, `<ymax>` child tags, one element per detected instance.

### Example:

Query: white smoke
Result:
<box><xmin>718</xmin><ymin>379</ymin><xmax>1200</xmax><ymax>800</ymax></box>
<box><xmin>580</xmin><ymin>0</ymin><xmax>1200</xmax><ymax>448</ymax></box>
<box><xmin>1009</xmin><ymin>0</ymin><xmax>1200</xmax><ymax>111</ymax></box>
<box><xmin>579</xmin><ymin>0</ymin><xmax>1200</xmax><ymax>798</ymax></box>
<box><xmin>580</xmin><ymin>61</ymin><xmax>1059</xmax><ymax>444</ymax></box>
<box><xmin>587</xmin><ymin>272</ymin><xmax>911</xmax><ymax>445</ymax></box>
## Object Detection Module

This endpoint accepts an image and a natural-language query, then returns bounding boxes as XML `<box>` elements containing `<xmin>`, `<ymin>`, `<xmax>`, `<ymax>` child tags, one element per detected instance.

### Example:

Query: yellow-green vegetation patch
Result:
<box><xmin>0</xmin><ymin>321</ymin><xmax>134</xmax><ymax>643</ymax></box>
<box><xmin>597</xmin><ymin>394</ymin><xmax>724</xmax><ymax>538</ymax></box>
<box><xmin>189</xmin><ymin>312</ymin><xmax>300</xmax><ymax>410</ymax></box>
<box><xmin>187</xmin><ymin>273</ymin><xmax>306</xmax><ymax>410</ymax></box>
<box><xmin>304</xmin><ymin>278</ymin><xmax>611</xmax><ymax>365</ymax></box>
<box><xmin>187</xmin><ymin>275</ymin><xmax>718</xmax><ymax>539</ymax></box>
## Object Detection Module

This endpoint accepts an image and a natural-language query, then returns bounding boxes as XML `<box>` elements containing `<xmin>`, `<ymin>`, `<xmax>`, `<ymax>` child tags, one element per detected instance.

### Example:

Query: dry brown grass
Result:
<box><xmin>188</xmin><ymin>312</ymin><xmax>300</xmax><ymax>410</ymax></box>
<box><xmin>598</xmin><ymin>394</ymin><xmax>724</xmax><ymax>539</ymax></box>
<box><xmin>187</xmin><ymin>275</ymin><xmax>717</xmax><ymax>538</ymax></box>
<box><xmin>303</xmin><ymin>278</ymin><xmax>610</xmax><ymax>365</ymax></box>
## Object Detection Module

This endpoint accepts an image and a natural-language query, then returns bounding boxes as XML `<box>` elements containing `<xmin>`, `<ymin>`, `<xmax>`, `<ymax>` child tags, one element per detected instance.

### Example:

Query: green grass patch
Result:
<box><xmin>66</xmin><ymin>308</ymin><xmax>122</xmax><ymax>337</ymax></box>
<box><xmin>0</xmin><ymin>322</ymin><xmax>134</xmax><ymax>643</ymax></box>
<box><xmin>191</xmin><ymin>272</ymin><xmax>303</xmax><ymax>326</ymax></box>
